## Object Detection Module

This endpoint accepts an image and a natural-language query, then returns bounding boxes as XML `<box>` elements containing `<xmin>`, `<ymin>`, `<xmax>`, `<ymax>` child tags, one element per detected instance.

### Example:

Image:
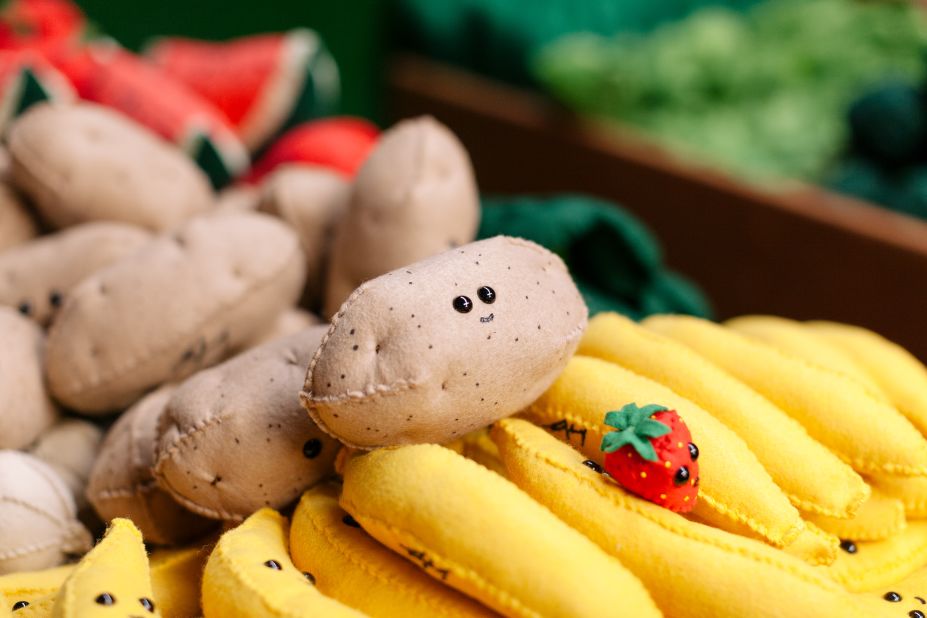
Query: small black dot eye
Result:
<box><xmin>452</xmin><ymin>296</ymin><xmax>472</xmax><ymax>313</ymax></box>
<box><xmin>885</xmin><ymin>592</ymin><xmax>902</xmax><ymax>602</ymax></box>
<box><xmin>303</xmin><ymin>439</ymin><xmax>322</xmax><ymax>459</ymax></box>
<box><xmin>477</xmin><ymin>286</ymin><xmax>496</xmax><ymax>304</ymax></box>
<box><xmin>342</xmin><ymin>514</ymin><xmax>361</xmax><ymax>528</ymax></box>
<box><xmin>687</xmin><ymin>442</ymin><xmax>699</xmax><ymax>460</ymax></box>
<box><xmin>95</xmin><ymin>593</ymin><xmax>115</xmax><ymax>606</ymax></box>
<box><xmin>264</xmin><ymin>560</ymin><xmax>282</xmax><ymax>570</ymax></box>
<box><xmin>49</xmin><ymin>290</ymin><xmax>63</xmax><ymax>308</ymax></box>
<box><xmin>139</xmin><ymin>597</ymin><xmax>155</xmax><ymax>612</ymax></box>
<box><xmin>910</xmin><ymin>611</ymin><xmax>925</xmax><ymax>618</ymax></box>
<box><xmin>303</xmin><ymin>572</ymin><xmax>316</xmax><ymax>584</ymax></box>
<box><xmin>674</xmin><ymin>466</ymin><xmax>690</xmax><ymax>486</ymax></box>
<box><xmin>839</xmin><ymin>539</ymin><xmax>857</xmax><ymax>554</ymax></box>
<box><xmin>582</xmin><ymin>459</ymin><xmax>603</xmax><ymax>473</ymax></box>
<box><xmin>17</xmin><ymin>301</ymin><xmax>30</xmax><ymax>316</ymax></box>
<box><xmin>12</xmin><ymin>601</ymin><xmax>28</xmax><ymax>610</ymax></box>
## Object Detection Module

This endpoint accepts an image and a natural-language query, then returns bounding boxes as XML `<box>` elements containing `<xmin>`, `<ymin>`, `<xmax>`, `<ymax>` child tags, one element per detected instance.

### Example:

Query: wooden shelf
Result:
<box><xmin>387</xmin><ymin>54</ymin><xmax>927</xmax><ymax>360</ymax></box>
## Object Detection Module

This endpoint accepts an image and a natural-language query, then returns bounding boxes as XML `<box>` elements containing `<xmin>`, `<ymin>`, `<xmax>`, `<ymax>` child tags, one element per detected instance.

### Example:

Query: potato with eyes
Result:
<box><xmin>302</xmin><ymin>235</ymin><xmax>587</xmax><ymax>449</ymax></box>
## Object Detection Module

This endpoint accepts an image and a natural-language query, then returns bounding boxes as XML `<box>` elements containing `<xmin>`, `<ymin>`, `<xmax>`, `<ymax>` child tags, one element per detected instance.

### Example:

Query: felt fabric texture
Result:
<box><xmin>215</xmin><ymin>184</ymin><xmax>260</xmax><ymax>212</ymax></box>
<box><xmin>45</xmin><ymin>211</ymin><xmax>306</xmax><ymax>413</ymax></box>
<box><xmin>201</xmin><ymin>508</ymin><xmax>365</xmax><ymax>618</ymax></box>
<box><xmin>149</xmin><ymin>545</ymin><xmax>210</xmax><ymax>618</ymax></box>
<box><xmin>8</xmin><ymin>592</ymin><xmax>55</xmax><ymax>616</ymax></box>
<box><xmin>0</xmin><ymin>452</ymin><xmax>90</xmax><ymax>576</ymax></box>
<box><xmin>455</xmin><ymin>428</ymin><xmax>507</xmax><ymax>477</ymax></box>
<box><xmin>490</xmin><ymin>418</ymin><xmax>892</xmax><ymax>618</ymax></box>
<box><xmin>290</xmin><ymin>483</ymin><xmax>495</xmax><ymax>617</ymax></box>
<box><xmin>870</xmin><ymin>475</ymin><xmax>927</xmax><ymax>518</ymax></box>
<box><xmin>726</xmin><ymin>315</ymin><xmax>889</xmax><ymax>402</ymax></box>
<box><xmin>303</xmin><ymin>236</ymin><xmax>588</xmax><ymax>449</ymax></box>
<box><xmin>323</xmin><ymin>116</ymin><xmax>480</xmax><ymax>317</ymax></box>
<box><xmin>807</xmin><ymin>320</ymin><xmax>927</xmax><ymax>439</ymax></box>
<box><xmin>8</xmin><ymin>103</ymin><xmax>214</xmax><ymax>231</ymax></box>
<box><xmin>824</xmin><ymin>522</ymin><xmax>927</xmax><ymax>592</ymax></box>
<box><xmin>644</xmin><ymin>315</ymin><xmax>927</xmax><ymax>478</ymax></box>
<box><xmin>259</xmin><ymin>165</ymin><xmax>349</xmax><ymax>311</ymax></box>
<box><xmin>0</xmin><ymin>308</ymin><xmax>57</xmax><ymax>450</ymax></box>
<box><xmin>242</xmin><ymin>308</ymin><xmax>323</xmax><ymax>350</ymax></box>
<box><xmin>340</xmin><ymin>444</ymin><xmax>660</xmax><ymax>618</ymax></box>
<box><xmin>0</xmin><ymin>565</ymin><xmax>74</xmax><ymax>613</ymax></box>
<box><xmin>578</xmin><ymin>313</ymin><xmax>868</xmax><ymax>519</ymax></box>
<box><xmin>523</xmin><ymin>355</ymin><xmax>824</xmax><ymax>558</ymax></box>
<box><xmin>867</xmin><ymin>564</ymin><xmax>927</xmax><ymax>616</ymax></box>
<box><xmin>29</xmin><ymin>419</ymin><xmax>103</xmax><ymax>512</ymax></box>
<box><xmin>155</xmin><ymin>326</ymin><xmax>338</xmax><ymax>521</ymax></box>
<box><xmin>478</xmin><ymin>195</ymin><xmax>711</xmax><ymax>319</ymax></box>
<box><xmin>52</xmin><ymin>518</ymin><xmax>158</xmax><ymax>617</ymax></box>
<box><xmin>0</xmin><ymin>222</ymin><xmax>151</xmax><ymax>325</ymax></box>
<box><xmin>805</xmin><ymin>489</ymin><xmax>907</xmax><ymax>543</ymax></box>
<box><xmin>0</xmin><ymin>182</ymin><xmax>37</xmax><ymax>253</ymax></box>
<box><xmin>87</xmin><ymin>385</ymin><xmax>215</xmax><ymax>545</ymax></box>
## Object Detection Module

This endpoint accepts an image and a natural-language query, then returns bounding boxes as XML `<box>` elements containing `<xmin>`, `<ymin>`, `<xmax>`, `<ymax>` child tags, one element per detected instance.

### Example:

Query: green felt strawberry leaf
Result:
<box><xmin>601</xmin><ymin>402</ymin><xmax>670</xmax><ymax>461</ymax></box>
<box><xmin>636</xmin><ymin>418</ymin><xmax>671</xmax><ymax>439</ymax></box>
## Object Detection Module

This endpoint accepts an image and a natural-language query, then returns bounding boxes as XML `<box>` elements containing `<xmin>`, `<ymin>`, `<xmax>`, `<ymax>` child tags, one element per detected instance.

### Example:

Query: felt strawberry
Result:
<box><xmin>600</xmin><ymin>403</ymin><xmax>699</xmax><ymax>513</ymax></box>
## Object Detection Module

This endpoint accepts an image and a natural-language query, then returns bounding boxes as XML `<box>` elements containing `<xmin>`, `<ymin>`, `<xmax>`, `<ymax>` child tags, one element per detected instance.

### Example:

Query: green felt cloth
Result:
<box><xmin>479</xmin><ymin>195</ymin><xmax>711</xmax><ymax>319</ymax></box>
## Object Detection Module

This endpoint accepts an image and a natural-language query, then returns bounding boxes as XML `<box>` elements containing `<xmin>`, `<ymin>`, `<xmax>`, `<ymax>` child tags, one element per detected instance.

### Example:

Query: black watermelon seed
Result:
<box><xmin>839</xmin><ymin>540</ymin><xmax>857</xmax><ymax>554</ymax></box>
<box><xmin>264</xmin><ymin>560</ymin><xmax>282</xmax><ymax>570</ymax></box>
<box><xmin>303</xmin><ymin>439</ymin><xmax>322</xmax><ymax>459</ymax></box>
<box><xmin>12</xmin><ymin>601</ymin><xmax>28</xmax><ymax>610</ymax></box>
<box><xmin>139</xmin><ymin>597</ymin><xmax>155</xmax><ymax>612</ymax></box>
<box><xmin>884</xmin><ymin>592</ymin><xmax>902</xmax><ymax>602</ymax></box>
<box><xmin>342</xmin><ymin>514</ymin><xmax>361</xmax><ymax>528</ymax></box>
<box><xmin>582</xmin><ymin>459</ymin><xmax>603</xmax><ymax>473</ymax></box>
<box><xmin>95</xmin><ymin>593</ymin><xmax>115</xmax><ymax>606</ymax></box>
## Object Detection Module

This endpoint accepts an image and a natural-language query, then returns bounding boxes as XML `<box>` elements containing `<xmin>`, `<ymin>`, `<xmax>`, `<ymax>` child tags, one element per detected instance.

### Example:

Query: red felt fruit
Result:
<box><xmin>243</xmin><ymin>116</ymin><xmax>379</xmax><ymax>184</ymax></box>
<box><xmin>601</xmin><ymin>403</ymin><xmax>699</xmax><ymax>513</ymax></box>
<box><xmin>0</xmin><ymin>0</ymin><xmax>84</xmax><ymax>51</ymax></box>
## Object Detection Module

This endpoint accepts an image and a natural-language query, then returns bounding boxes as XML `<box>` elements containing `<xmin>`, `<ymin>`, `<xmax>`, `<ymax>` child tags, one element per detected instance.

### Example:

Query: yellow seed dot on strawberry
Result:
<box><xmin>664</xmin><ymin>461</ymin><xmax>671</xmax><ymax>469</ymax></box>
<box><xmin>659</xmin><ymin>493</ymin><xmax>667</xmax><ymax>500</ymax></box>
<box><xmin>677</xmin><ymin>442</ymin><xmax>683</xmax><ymax>448</ymax></box>
<box><xmin>640</xmin><ymin>471</ymin><xmax>647</xmax><ymax>479</ymax></box>
<box><xmin>627</xmin><ymin>452</ymin><xmax>632</xmax><ymax>458</ymax></box>
<box><xmin>684</xmin><ymin>496</ymin><xmax>690</xmax><ymax>502</ymax></box>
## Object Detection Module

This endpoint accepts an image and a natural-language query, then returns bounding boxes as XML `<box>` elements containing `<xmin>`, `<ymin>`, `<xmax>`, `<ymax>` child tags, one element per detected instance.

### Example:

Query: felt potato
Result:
<box><xmin>29</xmin><ymin>419</ymin><xmax>102</xmax><ymax>512</ymax></box>
<box><xmin>45</xmin><ymin>211</ymin><xmax>305</xmax><ymax>413</ymax></box>
<box><xmin>644</xmin><ymin>315</ymin><xmax>927</xmax><ymax>478</ymax></box>
<box><xmin>302</xmin><ymin>236</ymin><xmax>587</xmax><ymax>449</ymax></box>
<box><xmin>0</xmin><ymin>307</ymin><xmax>57</xmax><ymax>449</ymax></box>
<box><xmin>0</xmin><ymin>222</ymin><xmax>150</xmax><ymax>325</ymax></box>
<box><xmin>340</xmin><ymin>444</ymin><xmax>660</xmax><ymax>618</ymax></box>
<box><xmin>202</xmin><ymin>508</ymin><xmax>365</xmax><ymax>618</ymax></box>
<box><xmin>8</xmin><ymin>103</ymin><xmax>213</xmax><ymax>230</ymax></box>
<box><xmin>805</xmin><ymin>489</ymin><xmax>906</xmax><ymax>543</ymax></box>
<box><xmin>215</xmin><ymin>184</ymin><xmax>259</xmax><ymax>212</ymax></box>
<box><xmin>323</xmin><ymin>116</ymin><xmax>479</xmax><ymax>316</ymax></box>
<box><xmin>290</xmin><ymin>483</ymin><xmax>495</xmax><ymax>617</ymax></box>
<box><xmin>155</xmin><ymin>326</ymin><xmax>338</xmax><ymax>521</ymax></box>
<box><xmin>825</xmin><ymin>522</ymin><xmax>927</xmax><ymax>592</ymax></box>
<box><xmin>0</xmin><ymin>451</ymin><xmax>90</xmax><ymax>575</ymax></box>
<box><xmin>242</xmin><ymin>307</ymin><xmax>322</xmax><ymax>349</ymax></box>
<box><xmin>259</xmin><ymin>165</ymin><xmax>348</xmax><ymax>309</ymax></box>
<box><xmin>491</xmin><ymin>418</ymin><xmax>893</xmax><ymax>618</ymax></box>
<box><xmin>578</xmin><ymin>313</ymin><xmax>868</xmax><ymax>519</ymax></box>
<box><xmin>523</xmin><ymin>354</ymin><xmax>831</xmax><ymax>563</ymax></box>
<box><xmin>87</xmin><ymin>385</ymin><xmax>215</xmax><ymax>545</ymax></box>
<box><xmin>0</xmin><ymin>182</ymin><xmax>36</xmax><ymax>253</ymax></box>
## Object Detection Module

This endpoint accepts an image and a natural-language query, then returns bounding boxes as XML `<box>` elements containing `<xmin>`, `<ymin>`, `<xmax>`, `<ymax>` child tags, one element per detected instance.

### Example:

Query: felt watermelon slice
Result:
<box><xmin>0</xmin><ymin>0</ymin><xmax>85</xmax><ymax>51</ymax></box>
<box><xmin>147</xmin><ymin>29</ymin><xmax>340</xmax><ymax>152</ymax></box>
<box><xmin>0</xmin><ymin>47</ymin><xmax>74</xmax><ymax>132</ymax></box>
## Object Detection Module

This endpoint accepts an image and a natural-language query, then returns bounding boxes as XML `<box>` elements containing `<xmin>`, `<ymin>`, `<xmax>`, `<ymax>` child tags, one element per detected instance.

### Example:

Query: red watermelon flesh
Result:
<box><xmin>0</xmin><ymin>0</ymin><xmax>84</xmax><ymax>50</ymax></box>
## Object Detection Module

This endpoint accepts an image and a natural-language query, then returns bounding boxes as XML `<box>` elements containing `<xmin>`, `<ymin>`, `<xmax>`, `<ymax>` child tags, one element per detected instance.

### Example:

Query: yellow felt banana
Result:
<box><xmin>865</xmin><ymin>563</ymin><xmax>927</xmax><ymax>616</ymax></box>
<box><xmin>805</xmin><ymin>490</ymin><xmax>907</xmax><ymax>543</ymax></box>
<box><xmin>53</xmin><ymin>518</ymin><xmax>158</xmax><ymax>618</ymax></box>
<box><xmin>644</xmin><ymin>315</ymin><xmax>927</xmax><ymax>478</ymax></box>
<box><xmin>0</xmin><ymin>566</ymin><xmax>73</xmax><ymax>615</ymax></box>
<box><xmin>202</xmin><ymin>508</ymin><xmax>366</xmax><ymax>618</ymax></box>
<box><xmin>7</xmin><ymin>593</ymin><xmax>54</xmax><ymax>616</ymax></box>
<box><xmin>725</xmin><ymin>315</ymin><xmax>889</xmax><ymax>401</ymax></box>
<box><xmin>825</xmin><ymin>522</ymin><xmax>927</xmax><ymax>592</ymax></box>
<box><xmin>457</xmin><ymin>429</ymin><xmax>506</xmax><ymax>477</ymax></box>
<box><xmin>340</xmin><ymin>444</ymin><xmax>660</xmax><ymax>618</ymax></box>
<box><xmin>290</xmin><ymin>483</ymin><xmax>496</xmax><ymax>617</ymax></box>
<box><xmin>149</xmin><ymin>544</ymin><xmax>211</xmax><ymax>618</ymax></box>
<box><xmin>807</xmin><ymin>320</ymin><xmax>927</xmax><ymax>438</ymax></box>
<box><xmin>523</xmin><ymin>354</ymin><xmax>827</xmax><ymax>560</ymax></box>
<box><xmin>490</xmin><ymin>418</ymin><xmax>891</xmax><ymax>618</ymax></box>
<box><xmin>578</xmin><ymin>313</ymin><xmax>868</xmax><ymax>519</ymax></box>
<box><xmin>869</xmin><ymin>475</ymin><xmax>927</xmax><ymax>518</ymax></box>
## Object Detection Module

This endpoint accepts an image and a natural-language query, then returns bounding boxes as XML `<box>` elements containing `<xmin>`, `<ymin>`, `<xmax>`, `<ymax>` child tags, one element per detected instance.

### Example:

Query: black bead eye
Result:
<box><xmin>477</xmin><ymin>286</ymin><xmax>496</xmax><ymax>304</ymax></box>
<box><xmin>12</xmin><ymin>601</ymin><xmax>28</xmax><ymax>610</ymax></box>
<box><xmin>342</xmin><ymin>514</ymin><xmax>361</xmax><ymax>528</ymax></box>
<box><xmin>139</xmin><ymin>597</ymin><xmax>155</xmax><ymax>612</ymax></box>
<box><xmin>303</xmin><ymin>572</ymin><xmax>316</xmax><ymax>584</ymax></box>
<box><xmin>264</xmin><ymin>560</ymin><xmax>282</xmax><ymax>570</ymax></box>
<box><xmin>910</xmin><ymin>611</ymin><xmax>925</xmax><ymax>618</ymax></box>
<box><xmin>49</xmin><ymin>290</ymin><xmax>63</xmax><ymax>308</ymax></box>
<box><xmin>885</xmin><ymin>592</ymin><xmax>902</xmax><ymax>602</ymax></box>
<box><xmin>687</xmin><ymin>442</ymin><xmax>699</xmax><ymax>461</ymax></box>
<box><xmin>17</xmin><ymin>301</ymin><xmax>30</xmax><ymax>316</ymax></box>
<box><xmin>673</xmin><ymin>466</ymin><xmax>690</xmax><ymax>486</ymax></box>
<box><xmin>95</xmin><ymin>593</ymin><xmax>115</xmax><ymax>606</ymax></box>
<box><xmin>582</xmin><ymin>459</ymin><xmax>603</xmax><ymax>473</ymax></box>
<box><xmin>839</xmin><ymin>539</ymin><xmax>857</xmax><ymax>554</ymax></box>
<box><xmin>452</xmin><ymin>296</ymin><xmax>473</xmax><ymax>313</ymax></box>
<box><xmin>303</xmin><ymin>439</ymin><xmax>322</xmax><ymax>459</ymax></box>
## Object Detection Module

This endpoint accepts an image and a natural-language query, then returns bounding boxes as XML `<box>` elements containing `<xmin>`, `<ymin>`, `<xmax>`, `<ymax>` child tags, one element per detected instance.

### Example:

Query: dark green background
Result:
<box><xmin>74</xmin><ymin>0</ymin><xmax>385</xmax><ymax>122</ymax></box>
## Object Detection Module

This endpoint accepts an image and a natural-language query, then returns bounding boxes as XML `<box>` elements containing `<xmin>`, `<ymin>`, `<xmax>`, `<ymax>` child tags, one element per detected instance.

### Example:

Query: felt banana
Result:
<box><xmin>578</xmin><ymin>313</ymin><xmax>868</xmax><ymax>518</ymax></box>
<box><xmin>0</xmin><ymin>566</ymin><xmax>72</xmax><ymax>617</ymax></box>
<box><xmin>824</xmin><ymin>522</ymin><xmax>927</xmax><ymax>592</ymax></box>
<box><xmin>53</xmin><ymin>518</ymin><xmax>159</xmax><ymax>617</ymax></box>
<box><xmin>290</xmin><ymin>483</ymin><xmax>495</xmax><ymax>617</ymax></box>
<box><xmin>644</xmin><ymin>315</ymin><xmax>927</xmax><ymax>478</ymax></box>
<box><xmin>522</xmin><ymin>354</ymin><xmax>826</xmax><ymax>559</ymax></box>
<box><xmin>871</xmin><ymin>475</ymin><xmax>927</xmax><ymax>518</ymax></box>
<box><xmin>725</xmin><ymin>315</ymin><xmax>889</xmax><ymax>401</ymax></box>
<box><xmin>447</xmin><ymin>429</ymin><xmax>507</xmax><ymax>477</ymax></box>
<box><xmin>149</xmin><ymin>545</ymin><xmax>211</xmax><ymax>618</ymax></box>
<box><xmin>340</xmin><ymin>444</ymin><xmax>660</xmax><ymax>618</ymax></box>
<box><xmin>201</xmin><ymin>508</ymin><xmax>365</xmax><ymax>618</ymax></box>
<box><xmin>491</xmin><ymin>418</ymin><xmax>892</xmax><ymax>618</ymax></box>
<box><xmin>869</xmin><ymin>564</ymin><xmax>927</xmax><ymax>617</ymax></box>
<box><xmin>807</xmin><ymin>320</ymin><xmax>927</xmax><ymax>438</ymax></box>
<box><xmin>805</xmin><ymin>490</ymin><xmax>907</xmax><ymax>543</ymax></box>
<box><xmin>8</xmin><ymin>593</ymin><xmax>54</xmax><ymax>616</ymax></box>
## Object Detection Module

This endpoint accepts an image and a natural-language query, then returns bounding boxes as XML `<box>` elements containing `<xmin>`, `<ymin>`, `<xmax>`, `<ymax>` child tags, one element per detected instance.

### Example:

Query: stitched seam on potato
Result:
<box><xmin>25</xmin><ymin>456</ymin><xmax>75</xmax><ymax>518</ymax></box>
<box><xmin>307</xmin><ymin>378</ymin><xmax>420</xmax><ymax>404</ymax></box>
<box><xmin>304</xmin><ymin>279</ymin><xmax>370</xmax><ymax>394</ymax></box>
<box><xmin>94</xmin><ymin>478</ymin><xmax>157</xmax><ymax>501</ymax></box>
<box><xmin>298</xmin><ymin>502</ymin><xmax>464</xmax><ymax>616</ymax></box>
<box><xmin>0</xmin><ymin>496</ymin><xmax>69</xmax><ymax>528</ymax></box>
<box><xmin>502</xmin><ymin>425</ymin><xmax>843</xmax><ymax>591</ymax></box>
<box><xmin>523</xmin><ymin>406</ymin><xmax>801</xmax><ymax>547</ymax></box>
<box><xmin>51</xmin><ymin>235</ymin><xmax>302</xmax><ymax>397</ymax></box>
<box><xmin>339</xmin><ymin>496</ymin><xmax>540</xmax><ymax>618</ymax></box>
<box><xmin>0</xmin><ymin>538</ymin><xmax>66</xmax><ymax>560</ymax></box>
